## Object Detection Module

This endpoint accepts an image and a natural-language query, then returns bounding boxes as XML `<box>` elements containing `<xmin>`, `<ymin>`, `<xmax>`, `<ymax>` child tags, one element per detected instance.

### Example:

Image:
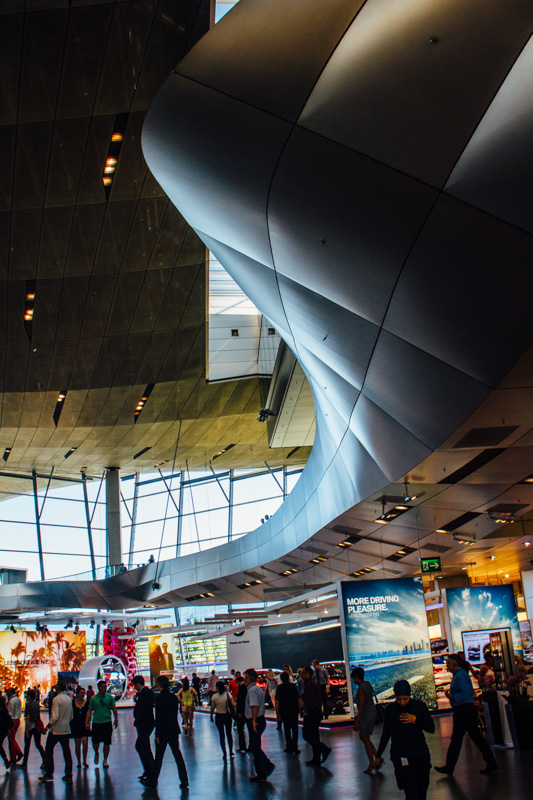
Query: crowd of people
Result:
<box><xmin>0</xmin><ymin>652</ymin><xmax>506</xmax><ymax>798</ymax></box>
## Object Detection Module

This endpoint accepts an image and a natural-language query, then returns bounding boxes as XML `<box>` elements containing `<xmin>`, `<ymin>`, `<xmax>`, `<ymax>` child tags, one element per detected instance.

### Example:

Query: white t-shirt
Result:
<box><xmin>50</xmin><ymin>692</ymin><xmax>74</xmax><ymax>735</ymax></box>
<box><xmin>211</xmin><ymin>691</ymin><xmax>230</xmax><ymax>714</ymax></box>
<box><xmin>8</xmin><ymin>695</ymin><xmax>22</xmax><ymax>719</ymax></box>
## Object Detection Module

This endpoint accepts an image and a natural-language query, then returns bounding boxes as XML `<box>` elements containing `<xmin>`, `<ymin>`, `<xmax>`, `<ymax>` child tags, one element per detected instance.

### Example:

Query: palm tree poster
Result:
<box><xmin>0</xmin><ymin>630</ymin><xmax>86</xmax><ymax>694</ymax></box>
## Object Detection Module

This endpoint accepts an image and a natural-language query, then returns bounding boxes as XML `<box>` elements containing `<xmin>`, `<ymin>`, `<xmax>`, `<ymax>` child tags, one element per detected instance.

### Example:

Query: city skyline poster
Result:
<box><xmin>339</xmin><ymin>577</ymin><xmax>438</xmax><ymax>709</ymax></box>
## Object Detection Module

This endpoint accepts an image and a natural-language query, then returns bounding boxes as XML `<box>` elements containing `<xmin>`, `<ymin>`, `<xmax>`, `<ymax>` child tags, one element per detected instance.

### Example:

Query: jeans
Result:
<box><xmin>392</xmin><ymin>755</ymin><xmax>431</xmax><ymax>800</ymax></box>
<box><xmin>135</xmin><ymin>728</ymin><xmax>155</xmax><ymax>781</ymax></box>
<box><xmin>153</xmin><ymin>735</ymin><xmax>188</xmax><ymax>786</ymax></box>
<box><xmin>43</xmin><ymin>733</ymin><xmax>72</xmax><ymax>777</ymax></box>
<box><xmin>236</xmin><ymin>715</ymin><xmax>247</xmax><ymax>750</ymax></box>
<box><xmin>446</xmin><ymin>703</ymin><xmax>496</xmax><ymax>771</ymax></box>
<box><xmin>0</xmin><ymin>733</ymin><xmax>9</xmax><ymax>766</ymax></box>
<box><xmin>215</xmin><ymin>713</ymin><xmax>233</xmax><ymax>756</ymax></box>
<box><xmin>23</xmin><ymin>729</ymin><xmax>46</xmax><ymax>765</ymax></box>
<box><xmin>281</xmin><ymin>710</ymin><xmax>299</xmax><ymax>752</ymax></box>
<box><xmin>246</xmin><ymin>716</ymin><xmax>273</xmax><ymax>777</ymax></box>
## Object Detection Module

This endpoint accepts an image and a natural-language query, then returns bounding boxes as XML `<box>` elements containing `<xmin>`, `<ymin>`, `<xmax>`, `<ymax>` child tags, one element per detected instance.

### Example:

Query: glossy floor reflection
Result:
<box><xmin>1</xmin><ymin>710</ymin><xmax>532</xmax><ymax>800</ymax></box>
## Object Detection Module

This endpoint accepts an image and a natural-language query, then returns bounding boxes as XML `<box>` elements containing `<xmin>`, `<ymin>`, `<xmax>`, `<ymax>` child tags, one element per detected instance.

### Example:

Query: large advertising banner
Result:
<box><xmin>339</xmin><ymin>578</ymin><xmax>437</xmax><ymax>708</ymax></box>
<box><xmin>0</xmin><ymin>630</ymin><xmax>86</xmax><ymax>693</ymax></box>
<box><xmin>446</xmin><ymin>585</ymin><xmax>521</xmax><ymax>652</ymax></box>
<box><xmin>149</xmin><ymin>633</ymin><xmax>175</xmax><ymax>683</ymax></box>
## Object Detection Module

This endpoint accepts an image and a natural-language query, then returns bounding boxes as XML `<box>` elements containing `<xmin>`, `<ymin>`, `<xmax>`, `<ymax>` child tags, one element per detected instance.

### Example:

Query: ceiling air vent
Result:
<box><xmin>438</xmin><ymin>449</ymin><xmax>505</xmax><ymax>484</ymax></box>
<box><xmin>453</xmin><ymin>426</ymin><xmax>518</xmax><ymax>448</ymax></box>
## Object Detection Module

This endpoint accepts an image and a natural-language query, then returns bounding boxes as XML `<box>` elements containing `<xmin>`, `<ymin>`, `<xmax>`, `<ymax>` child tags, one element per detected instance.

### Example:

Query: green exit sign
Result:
<box><xmin>421</xmin><ymin>557</ymin><xmax>441</xmax><ymax>573</ymax></box>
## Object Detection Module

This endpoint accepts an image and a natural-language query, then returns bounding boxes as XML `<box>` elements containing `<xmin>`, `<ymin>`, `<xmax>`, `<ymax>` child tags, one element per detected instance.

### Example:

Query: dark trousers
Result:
<box><xmin>246</xmin><ymin>716</ymin><xmax>272</xmax><ymax>777</ymax></box>
<box><xmin>392</xmin><ymin>756</ymin><xmax>431</xmax><ymax>800</ymax></box>
<box><xmin>23</xmin><ymin>729</ymin><xmax>46</xmax><ymax>764</ymax></box>
<box><xmin>153</xmin><ymin>734</ymin><xmax>188</xmax><ymax>786</ymax></box>
<box><xmin>135</xmin><ymin>728</ymin><xmax>155</xmax><ymax>780</ymax></box>
<box><xmin>446</xmin><ymin>703</ymin><xmax>496</xmax><ymax>771</ymax></box>
<box><xmin>236</xmin><ymin>715</ymin><xmax>247</xmax><ymax>750</ymax></box>
<box><xmin>320</xmin><ymin>685</ymin><xmax>329</xmax><ymax>719</ymax></box>
<box><xmin>282</xmin><ymin>710</ymin><xmax>299</xmax><ymax>752</ymax></box>
<box><xmin>303</xmin><ymin>709</ymin><xmax>328</xmax><ymax>762</ymax></box>
<box><xmin>0</xmin><ymin>733</ymin><xmax>9</xmax><ymax>766</ymax></box>
<box><xmin>43</xmin><ymin>733</ymin><xmax>72</xmax><ymax>777</ymax></box>
<box><xmin>215</xmin><ymin>713</ymin><xmax>233</xmax><ymax>756</ymax></box>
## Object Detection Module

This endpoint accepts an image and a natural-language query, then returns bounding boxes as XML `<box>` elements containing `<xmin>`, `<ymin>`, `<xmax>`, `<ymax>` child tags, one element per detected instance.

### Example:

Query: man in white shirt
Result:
<box><xmin>208</xmin><ymin>671</ymin><xmax>219</xmax><ymax>701</ymax></box>
<box><xmin>6</xmin><ymin>689</ymin><xmax>23</xmax><ymax>765</ymax></box>
<box><xmin>244</xmin><ymin>669</ymin><xmax>275</xmax><ymax>783</ymax></box>
<box><xmin>39</xmin><ymin>681</ymin><xmax>73</xmax><ymax>783</ymax></box>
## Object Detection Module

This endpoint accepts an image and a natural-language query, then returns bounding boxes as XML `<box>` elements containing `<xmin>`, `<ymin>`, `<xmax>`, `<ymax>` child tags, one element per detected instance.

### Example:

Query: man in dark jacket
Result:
<box><xmin>302</xmin><ymin>666</ymin><xmax>331</xmax><ymax>766</ymax></box>
<box><xmin>275</xmin><ymin>671</ymin><xmax>301</xmax><ymax>754</ymax></box>
<box><xmin>374</xmin><ymin>679</ymin><xmax>435</xmax><ymax>800</ymax></box>
<box><xmin>132</xmin><ymin>675</ymin><xmax>155</xmax><ymax>786</ymax></box>
<box><xmin>148</xmin><ymin>675</ymin><xmax>188</xmax><ymax>789</ymax></box>
<box><xmin>235</xmin><ymin>676</ymin><xmax>248</xmax><ymax>752</ymax></box>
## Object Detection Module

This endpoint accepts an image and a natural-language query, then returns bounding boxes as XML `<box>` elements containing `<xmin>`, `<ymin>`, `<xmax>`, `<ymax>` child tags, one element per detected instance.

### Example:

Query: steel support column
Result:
<box><xmin>128</xmin><ymin>474</ymin><xmax>140</xmax><ymax>569</ymax></box>
<box><xmin>31</xmin><ymin>470</ymin><xmax>45</xmax><ymax>581</ymax></box>
<box><xmin>106</xmin><ymin>468</ymin><xmax>122</xmax><ymax>573</ymax></box>
<box><xmin>82</xmin><ymin>472</ymin><xmax>97</xmax><ymax>579</ymax></box>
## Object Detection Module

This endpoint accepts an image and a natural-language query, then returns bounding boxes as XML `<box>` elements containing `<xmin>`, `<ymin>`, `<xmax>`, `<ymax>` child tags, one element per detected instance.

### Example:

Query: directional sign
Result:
<box><xmin>421</xmin><ymin>557</ymin><xmax>441</xmax><ymax>573</ymax></box>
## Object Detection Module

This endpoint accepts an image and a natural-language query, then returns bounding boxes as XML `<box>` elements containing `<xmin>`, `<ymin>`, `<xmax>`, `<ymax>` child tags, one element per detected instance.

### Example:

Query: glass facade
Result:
<box><xmin>0</xmin><ymin>465</ymin><xmax>304</xmax><ymax>582</ymax></box>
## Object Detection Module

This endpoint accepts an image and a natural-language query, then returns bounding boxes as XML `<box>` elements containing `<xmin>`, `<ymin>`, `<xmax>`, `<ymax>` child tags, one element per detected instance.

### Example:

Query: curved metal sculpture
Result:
<box><xmin>1</xmin><ymin>0</ymin><xmax>533</xmax><ymax>611</ymax></box>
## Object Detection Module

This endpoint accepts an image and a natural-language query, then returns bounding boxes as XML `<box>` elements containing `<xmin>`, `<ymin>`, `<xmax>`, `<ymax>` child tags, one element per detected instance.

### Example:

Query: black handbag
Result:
<box><xmin>372</xmin><ymin>688</ymin><xmax>385</xmax><ymax>724</ymax></box>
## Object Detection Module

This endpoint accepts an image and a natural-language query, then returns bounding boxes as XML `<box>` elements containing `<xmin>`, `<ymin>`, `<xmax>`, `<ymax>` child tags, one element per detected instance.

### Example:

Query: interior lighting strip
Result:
<box><xmin>102</xmin><ymin>113</ymin><xmax>128</xmax><ymax>197</ymax></box>
<box><xmin>53</xmin><ymin>390</ymin><xmax>67</xmax><ymax>427</ymax></box>
<box><xmin>133</xmin><ymin>384</ymin><xmax>155</xmax><ymax>424</ymax></box>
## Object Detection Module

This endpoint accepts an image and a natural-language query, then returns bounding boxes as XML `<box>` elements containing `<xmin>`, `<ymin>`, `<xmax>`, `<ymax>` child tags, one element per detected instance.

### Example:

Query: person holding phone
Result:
<box><xmin>373</xmin><ymin>680</ymin><xmax>434</xmax><ymax>800</ymax></box>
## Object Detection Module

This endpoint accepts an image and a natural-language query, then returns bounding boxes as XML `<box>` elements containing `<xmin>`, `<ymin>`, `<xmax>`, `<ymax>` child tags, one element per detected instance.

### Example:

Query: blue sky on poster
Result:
<box><xmin>447</xmin><ymin>585</ymin><xmax>520</xmax><ymax>651</ymax></box>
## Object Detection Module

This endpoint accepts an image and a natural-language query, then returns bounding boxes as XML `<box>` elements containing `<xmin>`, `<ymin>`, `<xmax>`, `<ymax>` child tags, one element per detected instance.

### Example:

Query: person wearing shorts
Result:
<box><xmin>85</xmin><ymin>681</ymin><xmax>118</xmax><ymax>768</ymax></box>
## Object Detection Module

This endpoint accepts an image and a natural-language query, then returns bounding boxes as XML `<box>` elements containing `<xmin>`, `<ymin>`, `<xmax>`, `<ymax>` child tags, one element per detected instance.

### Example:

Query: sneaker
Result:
<box><xmin>39</xmin><ymin>775</ymin><xmax>54</xmax><ymax>782</ymax></box>
<box><xmin>94</xmin><ymin>752</ymin><xmax>99</xmax><ymax>765</ymax></box>
<box><xmin>62</xmin><ymin>775</ymin><xmax>73</xmax><ymax>783</ymax></box>
<box><xmin>179</xmin><ymin>783</ymin><xmax>189</xmax><ymax>789</ymax></box>
<box><xmin>434</xmin><ymin>765</ymin><xmax>453</xmax><ymax>775</ymax></box>
<box><xmin>140</xmin><ymin>777</ymin><xmax>157</xmax><ymax>788</ymax></box>
<box><xmin>480</xmin><ymin>763</ymin><xmax>498</xmax><ymax>774</ymax></box>
<box><xmin>306</xmin><ymin>759</ymin><xmax>321</xmax><ymax>766</ymax></box>
<box><xmin>103</xmin><ymin>761</ymin><xmax>109</xmax><ymax>768</ymax></box>
<box><xmin>321</xmin><ymin>746</ymin><xmax>332</xmax><ymax>764</ymax></box>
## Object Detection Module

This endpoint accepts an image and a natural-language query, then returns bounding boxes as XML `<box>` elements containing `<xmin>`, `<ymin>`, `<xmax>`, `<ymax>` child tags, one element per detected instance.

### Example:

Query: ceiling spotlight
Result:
<box><xmin>102</xmin><ymin>619</ymin><xmax>107</xmax><ymax>626</ymax></box>
<box><xmin>152</xmin><ymin>582</ymin><xmax>160</xmax><ymax>590</ymax></box>
<box><xmin>490</xmin><ymin>555</ymin><xmax>496</xmax><ymax>561</ymax></box>
<box><xmin>505</xmin><ymin>573</ymin><xmax>510</xmax><ymax>578</ymax></box>
<box><xmin>453</xmin><ymin>532</ymin><xmax>476</xmax><ymax>545</ymax></box>
<box><xmin>487</xmin><ymin>511</ymin><xmax>515</xmax><ymax>524</ymax></box>
<box><xmin>10</xmin><ymin>625</ymin><xmax>17</xmax><ymax>634</ymax></box>
<box><xmin>403</xmin><ymin>481</ymin><xmax>425</xmax><ymax>503</ymax></box>
<box><xmin>90</xmin><ymin>619</ymin><xmax>95</xmax><ymax>629</ymax></box>
<box><xmin>374</xmin><ymin>497</ymin><xmax>411</xmax><ymax>524</ymax></box>
<box><xmin>524</xmin><ymin>542</ymin><xmax>531</xmax><ymax>548</ymax></box>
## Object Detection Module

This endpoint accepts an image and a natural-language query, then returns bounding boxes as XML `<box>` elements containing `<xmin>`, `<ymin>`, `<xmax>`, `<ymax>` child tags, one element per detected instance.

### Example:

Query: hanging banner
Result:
<box><xmin>446</xmin><ymin>584</ymin><xmax>521</xmax><ymax>652</ymax></box>
<box><xmin>0</xmin><ymin>630</ymin><xmax>86</xmax><ymax>694</ymax></box>
<box><xmin>339</xmin><ymin>578</ymin><xmax>437</xmax><ymax>708</ymax></box>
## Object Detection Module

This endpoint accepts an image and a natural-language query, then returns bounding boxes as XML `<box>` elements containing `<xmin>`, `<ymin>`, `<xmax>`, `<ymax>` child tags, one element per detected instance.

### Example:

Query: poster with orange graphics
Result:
<box><xmin>0</xmin><ymin>630</ymin><xmax>86</xmax><ymax>694</ymax></box>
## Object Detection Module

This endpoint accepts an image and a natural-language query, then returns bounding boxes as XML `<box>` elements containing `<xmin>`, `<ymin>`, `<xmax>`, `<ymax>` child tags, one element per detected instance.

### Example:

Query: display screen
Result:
<box><xmin>461</xmin><ymin>627</ymin><xmax>511</xmax><ymax>666</ymax></box>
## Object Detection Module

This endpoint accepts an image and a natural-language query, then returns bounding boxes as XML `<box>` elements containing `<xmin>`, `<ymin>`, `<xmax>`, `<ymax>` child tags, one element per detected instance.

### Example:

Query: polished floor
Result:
<box><xmin>1</xmin><ymin>709</ymin><xmax>532</xmax><ymax>799</ymax></box>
